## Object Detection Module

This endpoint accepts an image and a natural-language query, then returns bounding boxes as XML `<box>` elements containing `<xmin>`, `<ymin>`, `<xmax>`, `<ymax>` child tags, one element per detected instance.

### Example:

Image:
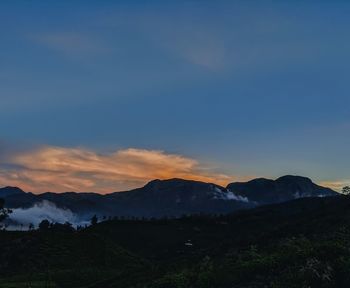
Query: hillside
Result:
<box><xmin>227</xmin><ymin>175</ymin><xmax>337</xmax><ymax>204</ymax></box>
<box><xmin>1</xmin><ymin>176</ymin><xmax>338</xmax><ymax>222</ymax></box>
<box><xmin>1</xmin><ymin>195</ymin><xmax>350</xmax><ymax>287</ymax></box>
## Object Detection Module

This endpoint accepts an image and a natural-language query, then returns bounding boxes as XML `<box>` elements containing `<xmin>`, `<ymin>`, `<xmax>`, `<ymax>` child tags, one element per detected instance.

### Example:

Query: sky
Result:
<box><xmin>0</xmin><ymin>0</ymin><xmax>349</xmax><ymax>193</ymax></box>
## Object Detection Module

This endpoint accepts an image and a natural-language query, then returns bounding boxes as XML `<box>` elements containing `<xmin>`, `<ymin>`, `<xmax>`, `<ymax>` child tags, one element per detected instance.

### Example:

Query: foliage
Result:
<box><xmin>91</xmin><ymin>214</ymin><xmax>98</xmax><ymax>226</ymax></box>
<box><xmin>342</xmin><ymin>186</ymin><xmax>350</xmax><ymax>195</ymax></box>
<box><xmin>1</xmin><ymin>196</ymin><xmax>350</xmax><ymax>287</ymax></box>
<box><xmin>0</xmin><ymin>198</ymin><xmax>12</xmax><ymax>224</ymax></box>
<box><xmin>38</xmin><ymin>219</ymin><xmax>50</xmax><ymax>231</ymax></box>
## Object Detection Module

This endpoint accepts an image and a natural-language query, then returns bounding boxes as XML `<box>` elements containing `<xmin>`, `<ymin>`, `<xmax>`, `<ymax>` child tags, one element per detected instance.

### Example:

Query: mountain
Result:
<box><xmin>2</xmin><ymin>179</ymin><xmax>253</xmax><ymax>219</ymax></box>
<box><xmin>227</xmin><ymin>175</ymin><xmax>337</xmax><ymax>204</ymax></box>
<box><xmin>1</xmin><ymin>176</ymin><xmax>338</xmax><ymax>220</ymax></box>
<box><xmin>105</xmin><ymin>178</ymin><xmax>253</xmax><ymax>218</ymax></box>
<box><xmin>0</xmin><ymin>186</ymin><xmax>26</xmax><ymax>197</ymax></box>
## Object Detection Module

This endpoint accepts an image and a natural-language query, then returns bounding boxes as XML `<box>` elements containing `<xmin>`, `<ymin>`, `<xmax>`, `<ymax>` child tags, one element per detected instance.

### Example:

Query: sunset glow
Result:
<box><xmin>1</xmin><ymin>1</ymin><xmax>349</xmax><ymax>193</ymax></box>
<box><xmin>0</xmin><ymin>146</ymin><xmax>235</xmax><ymax>193</ymax></box>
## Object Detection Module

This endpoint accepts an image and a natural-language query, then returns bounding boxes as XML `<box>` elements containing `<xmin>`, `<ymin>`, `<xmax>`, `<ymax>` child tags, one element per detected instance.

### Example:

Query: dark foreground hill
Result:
<box><xmin>1</xmin><ymin>176</ymin><xmax>337</xmax><ymax>221</ymax></box>
<box><xmin>1</xmin><ymin>195</ymin><xmax>350</xmax><ymax>288</ymax></box>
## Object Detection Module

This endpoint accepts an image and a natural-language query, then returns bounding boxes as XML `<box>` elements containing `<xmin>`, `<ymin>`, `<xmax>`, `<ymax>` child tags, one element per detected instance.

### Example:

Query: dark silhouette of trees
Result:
<box><xmin>0</xmin><ymin>198</ymin><xmax>11</xmax><ymax>223</ymax></box>
<box><xmin>37</xmin><ymin>220</ymin><xmax>76</xmax><ymax>232</ymax></box>
<box><xmin>342</xmin><ymin>186</ymin><xmax>350</xmax><ymax>195</ymax></box>
<box><xmin>64</xmin><ymin>221</ymin><xmax>73</xmax><ymax>228</ymax></box>
<box><xmin>39</xmin><ymin>219</ymin><xmax>50</xmax><ymax>231</ymax></box>
<box><xmin>91</xmin><ymin>214</ymin><xmax>98</xmax><ymax>226</ymax></box>
<box><xmin>50</xmin><ymin>222</ymin><xmax>75</xmax><ymax>232</ymax></box>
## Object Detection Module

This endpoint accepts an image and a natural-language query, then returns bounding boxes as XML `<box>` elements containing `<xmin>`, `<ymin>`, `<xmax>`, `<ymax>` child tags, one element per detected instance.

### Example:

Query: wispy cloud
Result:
<box><xmin>167</xmin><ymin>30</ymin><xmax>227</xmax><ymax>70</ymax></box>
<box><xmin>319</xmin><ymin>180</ymin><xmax>350</xmax><ymax>192</ymax></box>
<box><xmin>100</xmin><ymin>8</ymin><xmax>229</xmax><ymax>70</ymax></box>
<box><xmin>0</xmin><ymin>146</ymin><xmax>233</xmax><ymax>193</ymax></box>
<box><xmin>32</xmin><ymin>32</ymin><xmax>107</xmax><ymax>56</ymax></box>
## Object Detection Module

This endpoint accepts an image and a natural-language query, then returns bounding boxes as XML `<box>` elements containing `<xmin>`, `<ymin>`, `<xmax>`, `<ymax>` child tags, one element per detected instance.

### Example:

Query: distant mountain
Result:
<box><xmin>2</xmin><ymin>179</ymin><xmax>253</xmax><ymax>219</ymax></box>
<box><xmin>0</xmin><ymin>186</ymin><xmax>26</xmax><ymax>197</ymax></box>
<box><xmin>227</xmin><ymin>175</ymin><xmax>337</xmax><ymax>204</ymax></box>
<box><xmin>1</xmin><ymin>176</ymin><xmax>338</xmax><ymax>220</ymax></box>
<box><xmin>105</xmin><ymin>178</ymin><xmax>253</xmax><ymax>218</ymax></box>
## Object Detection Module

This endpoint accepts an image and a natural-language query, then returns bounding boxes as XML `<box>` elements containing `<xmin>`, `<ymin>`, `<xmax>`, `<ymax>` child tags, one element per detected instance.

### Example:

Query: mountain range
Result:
<box><xmin>0</xmin><ymin>175</ymin><xmax>338</xmax><ymax>221</ymax></box>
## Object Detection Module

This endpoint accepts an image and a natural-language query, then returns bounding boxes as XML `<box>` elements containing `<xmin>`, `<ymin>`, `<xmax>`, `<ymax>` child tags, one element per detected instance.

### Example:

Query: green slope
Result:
<box><xmin>2</xmin><ymin>195</ymin><xmax>350</xmax><ymax>287</ymax></box>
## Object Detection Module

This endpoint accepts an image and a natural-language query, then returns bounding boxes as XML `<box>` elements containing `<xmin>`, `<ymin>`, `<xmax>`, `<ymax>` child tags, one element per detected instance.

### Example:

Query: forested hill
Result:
<box><xmin>1</xmin><ymin>195</ymin><xmax>350</xmax><ymax>287</ymax></box>
<box><xmin>0</xmin><ymin>175</ymin><xmax>338</xmax><ymax>220</ymax></box>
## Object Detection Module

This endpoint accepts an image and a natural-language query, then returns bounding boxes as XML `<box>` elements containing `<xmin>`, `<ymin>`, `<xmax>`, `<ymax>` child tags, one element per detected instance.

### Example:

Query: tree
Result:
<box><xmin>0</xmin><ymin>198</ymin><xmax>11</xmax><ymax>223</ymax></box>
<box><xmin>90</xmin><ymin>214</ymin><xmax>98</xmax><ymax>226</ymax></box>
<box><xmin>39</xmin><ymin>219</ymin><xmax>50</xmax><ymax>231</ymax></box>
<box><xmin>49</xmin><ymin>222</ymin><xmax>75</xmax><ymax>232</ymax></box>
<box><xmin>342</xmin><ymin>186</ymin><xmax>350</xmax><ymax>195</ymax></box>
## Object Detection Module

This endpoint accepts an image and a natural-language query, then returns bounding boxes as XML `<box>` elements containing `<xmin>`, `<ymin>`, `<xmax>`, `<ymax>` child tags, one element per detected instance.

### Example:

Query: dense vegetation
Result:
<box><xmin>1</xmin><ymin>195</ymin><xmax>350</xmax><ymax>287</ymax></box>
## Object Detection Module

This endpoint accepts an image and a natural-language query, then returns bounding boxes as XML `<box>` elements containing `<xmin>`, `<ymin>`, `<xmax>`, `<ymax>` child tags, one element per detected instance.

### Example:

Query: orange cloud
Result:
<box><xmin>319</xmin><ymin>180</ymin><xmax>350</xmax><ymax>192</ymax></box>
<box><xmin>0</xmin><ymin>146</ymin><xmax>235</xmax><ymax>193</ymax></box>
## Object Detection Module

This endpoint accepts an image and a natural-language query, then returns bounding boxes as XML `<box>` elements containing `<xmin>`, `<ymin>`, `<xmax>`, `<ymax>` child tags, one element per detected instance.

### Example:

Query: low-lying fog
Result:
<box><xmin>5</xmin><ymin>201</ymin><xmax>90</xmax><ymax>230</ymax></box>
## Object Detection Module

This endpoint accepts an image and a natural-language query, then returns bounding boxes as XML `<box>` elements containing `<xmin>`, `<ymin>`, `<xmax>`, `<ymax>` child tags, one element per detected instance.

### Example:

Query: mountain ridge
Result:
<box><xmin>0</xmin><ymin>175</ymin><xmax>338</xmax><ymax>220</ymax></box>
<box><xmin>227</xmin><ymin>175</ymin><xmax>337</xmax><ymax>204</ymax></box>
<box><xmin>0</xmin><ymin>186</ymin><xmax>26</xmax><ymax>197</ymax></box>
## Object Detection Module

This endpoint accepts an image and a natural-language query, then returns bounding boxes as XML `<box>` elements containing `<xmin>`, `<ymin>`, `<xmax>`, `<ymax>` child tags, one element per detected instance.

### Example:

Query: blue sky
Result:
<box><xmin>0</xmin><ymin>1</ymin><xmax>349</xmax><ymax>192</ymax></box>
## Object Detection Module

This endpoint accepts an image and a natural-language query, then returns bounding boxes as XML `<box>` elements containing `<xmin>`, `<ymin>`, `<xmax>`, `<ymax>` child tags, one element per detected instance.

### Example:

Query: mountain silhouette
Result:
<box><xmin>227</xmin><ymin>175</ymin><xmax>336</xmax><ymax>204</ymax></box>
<box><xmin>0</xmin><ymin>186</ymin><xmax>26</xmax><ymax>197</ymax></box>
<box><xmin>1</xmin><ymin>175</ymin><xmax>338</xmax><ymax>219</ymax></box>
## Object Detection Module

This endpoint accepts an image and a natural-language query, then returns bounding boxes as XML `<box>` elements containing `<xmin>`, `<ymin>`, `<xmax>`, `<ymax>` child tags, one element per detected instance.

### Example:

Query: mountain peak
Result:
<box><xmin>143</xmin><ymin>178</ymin><xmax>215</xmax><ymax>190</ymax></box>
<box><xmin>0</xmin><ymin>186</ymin><xmax>26</xmax><ymax>197</ymax></box>
<box><xmin>227</xmin><ymin>175</ymin><xmax>337</xmax><ymax>204</ymax></box>
<box><xmin>276</xmin><ymin>175</ymin><xmax>312</xmax><ymax>183</ymax></box>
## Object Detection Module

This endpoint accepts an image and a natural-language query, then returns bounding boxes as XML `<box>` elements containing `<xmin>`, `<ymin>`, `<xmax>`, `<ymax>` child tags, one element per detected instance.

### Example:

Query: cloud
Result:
<box><xmin>213</xmin><ymin>186</ymin><xmax>249</xmax><ymax>202</ymax></box>
<box><xmin>32</xmin><ymin>32</ymin><xmax>107</xmax><ymax>56</ymax></box>
<box><xmin>319</xmin><ymin>180</ymin><xmax>350</xmax><ymax>192</ymax></box>
<box><xmin>8</xmin><ymin>200</ymin><xmax>85</xmax><ymax>229</ymax></box>
<box><xmin>168</xmin><ymin>31</ymin><xmax>227</xmax><ymax>70</ymax></box>
<box><xmin>101</xmin><ymin>8</ymin><xmax>228</xmax><ymax>70</ymax></box>
<box><xmin>0</xmin><ymin>146</ymin><xmax>233</xmax><ymax>193</ymax></box>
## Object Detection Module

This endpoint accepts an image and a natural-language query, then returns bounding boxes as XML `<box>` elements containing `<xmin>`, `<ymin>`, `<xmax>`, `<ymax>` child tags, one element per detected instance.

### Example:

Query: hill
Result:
<box><xmin>227</xmin><ymin>175</ymin><xmax>337</xmax><ymax>204</ymax></box>
<box><xmin>1</xmin><ymin>195</ymin><xmax>350</xmax><ymax>287</ymax></box>
<box><xmin>0</xmin><ymin>187</ymin><xmax>26</xmax><ymax>198</ymax></box>
<box><xmin>1</xmin><ymin>176</ymin><xmax>338</xmax><ymax>223</ymax></box>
